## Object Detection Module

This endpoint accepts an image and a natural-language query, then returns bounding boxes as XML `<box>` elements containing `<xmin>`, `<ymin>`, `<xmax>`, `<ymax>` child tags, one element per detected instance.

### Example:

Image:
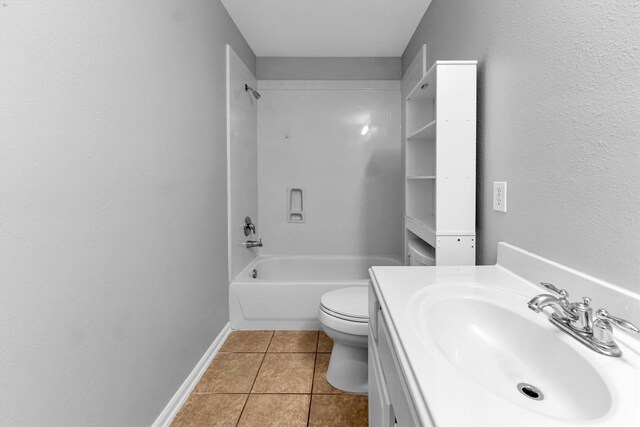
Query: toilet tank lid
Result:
<box><xmin>320</xmin><ymin>287</ymin><xmax>368</xmax><ymax>319</ymax></box>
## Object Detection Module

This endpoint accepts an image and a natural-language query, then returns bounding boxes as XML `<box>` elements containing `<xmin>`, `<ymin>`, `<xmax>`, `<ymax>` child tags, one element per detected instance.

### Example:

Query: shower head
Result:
<box><xmin>245</xmin><ymin>84</ymin><xmax>261</xmax><ymax>99</ymax></box>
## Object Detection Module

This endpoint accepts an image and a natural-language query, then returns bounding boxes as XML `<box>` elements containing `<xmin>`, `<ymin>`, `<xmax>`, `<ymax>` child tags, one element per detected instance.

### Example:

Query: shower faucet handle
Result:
<box><xmin>243</xmin><ymin>216</ymin><xmax>256</xmax><ymax>236</ymax></box>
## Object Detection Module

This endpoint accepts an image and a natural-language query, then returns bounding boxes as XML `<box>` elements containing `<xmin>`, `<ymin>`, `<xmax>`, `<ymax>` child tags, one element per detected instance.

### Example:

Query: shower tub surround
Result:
<box><xmin>256</xmin><ymin>80</ymin><xmax>403</xmax><ymax>258</ymax></box>
<box><xmin>230</xmin><ymin>255</ymin><xmax>401</xmax><ymax>330</ymax></box>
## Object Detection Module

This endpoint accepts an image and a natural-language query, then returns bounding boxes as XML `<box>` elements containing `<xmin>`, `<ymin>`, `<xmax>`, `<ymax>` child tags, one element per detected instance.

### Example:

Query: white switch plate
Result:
<box><xmin>493</xmin><ymin>182</ymin><xmax>507</xmax><ymax>212</ymax></box>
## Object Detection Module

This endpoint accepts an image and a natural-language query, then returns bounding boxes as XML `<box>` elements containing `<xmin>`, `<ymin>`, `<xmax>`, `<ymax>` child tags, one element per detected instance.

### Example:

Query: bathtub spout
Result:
<box><xmin>243</xmin><ymin>238</ymin><xmax>263</xmax><ymax>248</ymax></box>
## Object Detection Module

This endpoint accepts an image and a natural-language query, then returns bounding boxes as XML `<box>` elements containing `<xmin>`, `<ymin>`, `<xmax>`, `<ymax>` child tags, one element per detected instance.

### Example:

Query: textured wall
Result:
<box><xmin>257</xmin><ymin>57</ymin><xmax>401</xmax><ymax>80</ymax></box>
<box><xmin>0</xmin><ymin>1</ymin><xmax>254</xmax><ymax>425</ymax></box>
<box><xmin>404</xmin><ymin>0</ymin><xmax>640</xmax><ymax>290</ymax></box>
<box><xmin>257</xmin><ymin>81</ymin><xmax>403</xmax><ymax>257</ymax></box>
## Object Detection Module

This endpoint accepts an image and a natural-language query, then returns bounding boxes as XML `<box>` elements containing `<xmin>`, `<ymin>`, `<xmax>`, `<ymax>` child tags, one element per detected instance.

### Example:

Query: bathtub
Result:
<box><xmin>229</xmin><ymin>255</ymin><xmax>402</xmax><ymax>330</ymax></box>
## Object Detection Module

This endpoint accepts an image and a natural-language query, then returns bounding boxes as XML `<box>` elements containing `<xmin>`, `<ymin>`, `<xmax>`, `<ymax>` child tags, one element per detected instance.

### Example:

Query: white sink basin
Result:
<box><xmin>406</xmin><ymin>282</ymin><xmax>640</xmax><ymax>426</ymax></box>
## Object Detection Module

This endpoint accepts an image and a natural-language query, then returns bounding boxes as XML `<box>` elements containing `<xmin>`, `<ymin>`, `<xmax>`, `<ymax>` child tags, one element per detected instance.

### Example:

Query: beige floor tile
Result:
<box><xmin>267</xmin><ymin>331</ymin><xmax>318</xmax><ymax>353</ymax></box>
<box><xmin>220</xmin><ymin>330</ymin><xmax>274</xmax><ymax>352</ymax></box>
<box><xmin>252</xmin><ymin>353</ymin><xmax>315</xmax><ymax>393</ymax></box>
<box><xmin>238</xmin><ymin>394</ymin><xmax>310</xmax><ymax>427</ymax></box>
<box><xmin>171</xmin><ymin>393</ymin><xmax>247</xmax><ymax>427</ymax></box>
<box><xmin>312</xmin><ymin>353</ymin><xmax>345</xmax><ymax>394</ymax></box>
<box><xmin>317</xmin><ymin>331</ymin><xmax>334</xmax><ymax>353</ymax></box>
<box><xmin>309</xmin><ymin>394</ymin><xmax>368</xmax><ymax>427</ymax></box>
<box><xmin>194</xmin><ymin>353</ymin><xmax>264</xmax><ymax>393</ymax></box>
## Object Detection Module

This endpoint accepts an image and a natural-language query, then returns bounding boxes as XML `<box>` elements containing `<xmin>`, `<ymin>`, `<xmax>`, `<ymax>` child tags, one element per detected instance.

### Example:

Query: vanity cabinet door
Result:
<box><xmin>377</xmin><ymin>311</ymin><xmax>420</xmax><ymax>426</ymax></box>
<box><xmin>369</xmin><ymin>279</ymin><xmax>380</xmax><ymax>342</ymax></box>
<box><xmin>369</xmin><ymin>328</ymin><xmax>394</xmax><ymax>427</ymax></box>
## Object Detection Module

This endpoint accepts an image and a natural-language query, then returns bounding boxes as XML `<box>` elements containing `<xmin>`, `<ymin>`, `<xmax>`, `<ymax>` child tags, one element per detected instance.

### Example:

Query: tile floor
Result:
<box><xmin>171</xmin><ymin>330</ymin><xmax>368</xmax><ymax>427</ymax></box>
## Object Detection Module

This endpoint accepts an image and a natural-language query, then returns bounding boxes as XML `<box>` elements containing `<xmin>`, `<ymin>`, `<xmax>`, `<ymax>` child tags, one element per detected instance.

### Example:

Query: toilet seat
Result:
<box><xmin>320</xmin><ymin>305</ymin><xmax>368</xmax><ymax>323</ymax></box>
<box><xmin>320</xmin><ymin>287</ymin><xmax>368</xmax><ymax>319</ymax></box>
<box><xmin>319</xmin><ymin>307</ymin><xmax>368</xmax><ymax>336</ymax></box>
<box><xmin>319</xmin><ymin>287</ymin><xmax>369</xmax><ymax>336</ymax></box>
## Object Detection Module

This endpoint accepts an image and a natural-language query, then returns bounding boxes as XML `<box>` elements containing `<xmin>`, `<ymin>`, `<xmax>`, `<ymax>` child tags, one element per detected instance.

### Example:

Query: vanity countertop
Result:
<box><xmin>369</xmin><ymin>263</ymin><xmax>640</xmax><ymax>426</ymax></box>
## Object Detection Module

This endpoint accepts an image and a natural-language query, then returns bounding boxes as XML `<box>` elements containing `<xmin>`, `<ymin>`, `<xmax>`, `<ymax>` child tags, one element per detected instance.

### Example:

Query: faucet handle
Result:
<box><xmin>539</xmin><ymin>282</ymin><xmax>569</xmax><ymax>298</ymax></box>
<box><xmin>242</xmin><ymin>216</ymin><xmax>256</xmax><ymax>236</ymax></box>
<box><xmin>596</xmin><ymin>309</ymin><xmax>640</xmax><ymax>334</ymax></box>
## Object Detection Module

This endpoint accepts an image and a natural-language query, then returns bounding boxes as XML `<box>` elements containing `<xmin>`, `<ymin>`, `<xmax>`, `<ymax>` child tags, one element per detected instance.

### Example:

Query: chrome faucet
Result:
<box><xmin>243</xmin><ymin>238</ymin><xmax>263</xmax><ymax>248</ymax></box>
<box><xmin>528</xmin><ymin>282</ymin><xmax>639</xmax><ymax>357</ymax></box>
<box><xmin>527</xmin><ymin>284</ymin><xmax>579</xmax><ymax>322</ymax></box>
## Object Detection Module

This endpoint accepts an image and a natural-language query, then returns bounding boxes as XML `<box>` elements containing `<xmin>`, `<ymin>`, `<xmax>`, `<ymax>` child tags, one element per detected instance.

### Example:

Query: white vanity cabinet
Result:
<box><xmin>368</xmin><ymin>281</ymin><xmax>422</xmax><ymax>427</ymax></box>
<box><xmin>368</xmin><ymin>248</ymin><xmax>640</xmax><ymax>427</ymax></box>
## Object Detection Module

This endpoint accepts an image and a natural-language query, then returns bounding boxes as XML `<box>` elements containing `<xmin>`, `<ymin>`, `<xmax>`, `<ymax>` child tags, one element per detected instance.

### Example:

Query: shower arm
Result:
<box><xmin>245</xmin><ymin>84</ymin><xmax>261</xmax><ymax>99</ymax></box>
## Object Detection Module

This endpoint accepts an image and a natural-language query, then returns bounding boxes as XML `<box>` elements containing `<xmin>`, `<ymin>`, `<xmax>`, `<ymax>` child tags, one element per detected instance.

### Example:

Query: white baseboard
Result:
<box><xmin>152</xmin><ymin>322</ymin><xmax>232</xmax><ymax>427</ymax></box>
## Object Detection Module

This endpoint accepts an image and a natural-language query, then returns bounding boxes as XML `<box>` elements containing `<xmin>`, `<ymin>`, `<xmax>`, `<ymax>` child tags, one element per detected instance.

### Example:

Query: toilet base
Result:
<box><xmin>325</xmin><ymin>340</ymin><xmax>368</xmax><ymax>394</ymax></box>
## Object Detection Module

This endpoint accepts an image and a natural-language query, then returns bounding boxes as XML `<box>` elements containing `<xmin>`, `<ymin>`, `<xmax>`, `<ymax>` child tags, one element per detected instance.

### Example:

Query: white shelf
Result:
<box><xmin>407</xmin><ymin>67</ymin><xmax>435</xmax><ymax>101</ymax></box>
<box><xmin>402</xmin><ymin>44</ymin><xmax>427</xmax><ymax>100</ymax></box>
<box><xmin>405</xmin><ymin>215</ymin><xmax>436</xmax><ymax>247</ymax></box>
<box><xmin>407</xmin><ymin>60</ymin><xmax>478</xmax><ymax>101</ymax></box>
<box><xmin>406</xmin><ymin>175</ymin><xmax>436</xmax><ymax>180</ymax></box>
<box><xmin>406</xmin><ymin>120</ymin><xmax>436</xmax><ymax>141</ymax></box>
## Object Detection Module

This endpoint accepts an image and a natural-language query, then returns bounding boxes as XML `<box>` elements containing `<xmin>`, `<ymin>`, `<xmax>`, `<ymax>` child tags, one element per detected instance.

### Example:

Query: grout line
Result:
<box><xmin>306</xmin><ymin>331</ymin><xmax>320</xmax><ymax>427</ymax></box>
<box><xmin>194</xmin><ymin>391</ymin><xmax>319</xmax><ymax>395</ymax></box>
<box><xmin>235</xmin><ymin>331</ymin><xmax>274</xmax><ymax>427</ymax></box>
<box><xmin>265</xmin><ymin>330</ymin><xmax>276</xmax><ymax>353</ymax></box>
<box><xmin>192</xmin><ymin>390</ymin><xmax>352</xmax><ymax>396</ymax></box>
<box><xmin>192</xmin><ymin>392</ymin><xmax>251</xmax><ymax>395</ymax></box>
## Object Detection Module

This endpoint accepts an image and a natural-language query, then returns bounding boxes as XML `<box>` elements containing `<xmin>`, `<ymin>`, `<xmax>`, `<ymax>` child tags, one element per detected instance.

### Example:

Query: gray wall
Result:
<box><xmin>403</xmin><ymin>0</ymin><xmax>639</xmax><ymax>290</ymax></box>
<box><xmin>0</xmin><ymin>1</ymin><xmax>254</xmax><ymax>425</ymax></box>
<box><xmin>257</xmin><ymin>57</ymin><xmax>401</xmax><ymax>80</ymax></box>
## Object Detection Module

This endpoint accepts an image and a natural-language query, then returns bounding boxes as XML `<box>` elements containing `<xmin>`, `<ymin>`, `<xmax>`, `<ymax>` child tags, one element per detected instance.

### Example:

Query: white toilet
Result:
<box><xmin>318</xmin><ymin>249</ymin><xmax>433</xmax><ymax>394</ymax></box>
<box><xmin>318</xmin><ymin>286</ymin><xmax>369</xmax><ymax>394</ymax></box>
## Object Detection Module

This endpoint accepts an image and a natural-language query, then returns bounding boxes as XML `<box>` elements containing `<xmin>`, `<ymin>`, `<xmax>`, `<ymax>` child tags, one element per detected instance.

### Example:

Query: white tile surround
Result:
<box><xmin>227</xmin><ymin>46</ymin><xmax>259</xmax><ymax>281</ymax></box>
<box><xmin>256</xmin><ymin>80</ymin><xmax>403</xmax><ymax>258</ymax></box>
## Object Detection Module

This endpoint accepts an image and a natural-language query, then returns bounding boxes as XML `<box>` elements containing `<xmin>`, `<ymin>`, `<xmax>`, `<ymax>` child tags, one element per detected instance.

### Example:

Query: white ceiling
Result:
<box><xmin>220</xmin><ymin>0</ymin><xmax>432</xmax><ymax>57</ymax></box>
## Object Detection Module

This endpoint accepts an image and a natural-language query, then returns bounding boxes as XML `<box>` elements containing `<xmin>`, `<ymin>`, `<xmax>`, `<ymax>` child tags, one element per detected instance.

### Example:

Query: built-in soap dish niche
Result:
<box><xmin>287</xmin><ymin>187</ymin><xmax>304</xmax><ymax>223</ymax></box>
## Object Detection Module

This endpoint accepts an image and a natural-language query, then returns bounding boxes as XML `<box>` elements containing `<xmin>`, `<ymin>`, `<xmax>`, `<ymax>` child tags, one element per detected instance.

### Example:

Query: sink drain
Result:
<box><xmin>517</xmin><ymin>383</ymin><xmax>544</xmax><ymax>401</ymax></box>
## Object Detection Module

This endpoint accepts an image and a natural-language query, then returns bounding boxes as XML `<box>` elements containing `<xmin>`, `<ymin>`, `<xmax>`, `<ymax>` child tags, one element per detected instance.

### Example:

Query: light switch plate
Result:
<box><xmin>493</xmin><ymin>182</ymin><xmax>507</xmax><ymax>212</ymax></box>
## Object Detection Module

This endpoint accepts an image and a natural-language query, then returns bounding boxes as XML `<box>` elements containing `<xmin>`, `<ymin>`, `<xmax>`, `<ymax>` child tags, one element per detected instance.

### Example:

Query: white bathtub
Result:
<box><xmin>229</xmin><ymin>255</ymin><xmax>401</xmax><ymax>330</ymax></box>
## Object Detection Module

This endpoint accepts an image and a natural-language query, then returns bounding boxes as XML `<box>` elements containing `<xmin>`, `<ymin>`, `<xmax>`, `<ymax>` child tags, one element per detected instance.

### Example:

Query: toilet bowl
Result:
<box><xmin>318</xmin><ymin>286</ymin><xmax>369</xmax><ymax>394</ymax></box>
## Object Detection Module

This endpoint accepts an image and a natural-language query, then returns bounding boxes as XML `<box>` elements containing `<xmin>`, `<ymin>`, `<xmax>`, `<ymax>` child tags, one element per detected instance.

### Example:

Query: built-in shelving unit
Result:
<box><xmin>406</xmin><ymin>120</ymin><xmax>436</xmax><ymax>140</ymax></box>
<box><xmin>402</xmin><ymin>45</ymin><xmax>477</xmax><ymax>266</ymax></box>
